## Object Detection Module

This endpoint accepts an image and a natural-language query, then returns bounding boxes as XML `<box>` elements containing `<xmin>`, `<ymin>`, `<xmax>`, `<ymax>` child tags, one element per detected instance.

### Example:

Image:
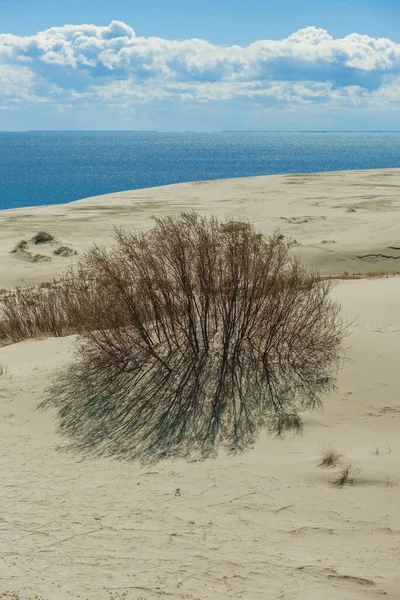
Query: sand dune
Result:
<box><xmin>0</xmin><ymin>171</ymin><xmax>399</xmax><ymax>599</ymax></box>
<box><xmin>1</xmin><ymin>168</ymin><xmax>400</xmax><ymax>288</ymax></box>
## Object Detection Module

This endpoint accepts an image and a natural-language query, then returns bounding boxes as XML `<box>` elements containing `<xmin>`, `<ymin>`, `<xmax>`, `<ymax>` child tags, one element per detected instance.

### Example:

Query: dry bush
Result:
<box><xmin>319</xmin><ymin>445</ymin><xmax>342</xmax><ymax>468</ymax></box>
<box><xmin>0</xmin><ymin>276</ymin><xmax>96</xmax><ymax>344</ymax></box>
<box><xmin>42</xmin><ymin>213</ymin><xmax>345</xmax><ymax>462</ymax></box>
<box><xmin>0</xmin><ymin>267</ymin><xmax>116</xmax><ymax>345</ymax></box>
<box><xmin>0</xmin><ymin>284</ymin><xmax>66</xmax><ymax>343</ymax></box>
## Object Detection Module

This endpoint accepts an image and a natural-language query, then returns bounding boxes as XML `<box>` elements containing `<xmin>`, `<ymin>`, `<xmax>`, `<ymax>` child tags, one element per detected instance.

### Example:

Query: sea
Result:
<box><xmin>1</xmin><ymin>131</ymin><xmax>400</xmax><ymax>211</ymax></box>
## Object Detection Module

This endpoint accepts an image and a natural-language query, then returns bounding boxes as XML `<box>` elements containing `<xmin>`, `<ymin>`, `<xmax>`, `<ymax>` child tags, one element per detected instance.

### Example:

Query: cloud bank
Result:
<box><xmin>1</xmin><ymin>21</ymin><xmax>400</xmax><ymax>122</ymax></box>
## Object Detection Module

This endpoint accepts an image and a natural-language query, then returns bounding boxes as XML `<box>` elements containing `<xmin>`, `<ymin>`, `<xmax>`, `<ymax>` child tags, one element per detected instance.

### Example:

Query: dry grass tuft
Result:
<box><xmin>0</xmin><ymin>276</ymin><xmax>90</xmax><ymax>344</ymax></box>
<box><xmin>9</xmin><ymin>240</ymin><xmax>51</xmax><ymax>263</ymax></box>
<box><xmin>319</xmin><ymin>446</ymin><xmax>342</xmax><ymax>468</ymax></box>
<box><xmin>31</xmin><ymin>231</ymin><xmax>54</xmax><ymax>244</ymax></box>
<box><xmin>27</xmin><ymin>253</ymin><xmax>51</xmax><ymax>263</ymax></box>
<box><xmin>373</xmin><ymin>442</ymin><xmax>380</xmax><ymax>455</ymax></box>
<box><xmin>332</xmin><ymin>462</ymin><xmax>361</xmax><ymax>487</ymax></box>
<box><xmin>53</xmin><ymin>246</ymin><xmax>77</xmax><ymax>257</ymax></box>
<box><xmin>11</xmin><ymin>240</ymin><xmax>28</xmax><ymax>253</ymax></box>
<box><xmin>385</xmin><ymin>475</ymin><xmax>396</xmax><ymax>488</ymax></box>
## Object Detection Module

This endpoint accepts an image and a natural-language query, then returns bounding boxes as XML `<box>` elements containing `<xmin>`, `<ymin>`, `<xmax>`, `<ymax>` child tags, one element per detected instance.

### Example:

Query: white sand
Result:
<box><xmin>1</xmin><ymin>168</ymin><xmax>400</xmax><ymax>288</ymax></box>
<box><xmin>0</xmin><ymin>170</ymin><xmax>399</xmax><ymax>599</ymax></box>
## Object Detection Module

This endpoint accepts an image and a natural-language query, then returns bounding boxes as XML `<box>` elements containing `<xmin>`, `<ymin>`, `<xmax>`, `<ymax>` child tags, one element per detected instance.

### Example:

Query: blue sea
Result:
<box><xmin>1</xmin><ymin>131</ymin><xmax>400</xmax><ymax>211</ymax></box>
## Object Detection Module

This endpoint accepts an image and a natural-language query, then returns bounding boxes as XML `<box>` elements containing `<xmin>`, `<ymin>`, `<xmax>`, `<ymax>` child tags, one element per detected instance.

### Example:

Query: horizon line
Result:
<box><xmin>2</xmin><ymin>129</ymin><xmax>400</xmax><ymax>134</ymax></box>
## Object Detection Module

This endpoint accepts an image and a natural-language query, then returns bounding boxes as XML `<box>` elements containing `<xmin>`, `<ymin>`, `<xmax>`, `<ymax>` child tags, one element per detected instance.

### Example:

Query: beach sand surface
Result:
<box><xmin>2</xmin><ymin>168</ymin><xmax>400</xmax><ymax>288</ymax></box>
<box><xmin>0</xmin><ymin>170</ymin><xmax>399</xmax><ymax>599</ymax></box>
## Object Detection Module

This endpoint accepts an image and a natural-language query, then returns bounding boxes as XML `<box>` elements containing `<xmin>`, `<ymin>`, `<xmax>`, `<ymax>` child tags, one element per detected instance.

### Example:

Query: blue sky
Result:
<box><xmin>1</xmin><ymin>0</ymin><xmax>400</xmax><ymax>130</ymax></box>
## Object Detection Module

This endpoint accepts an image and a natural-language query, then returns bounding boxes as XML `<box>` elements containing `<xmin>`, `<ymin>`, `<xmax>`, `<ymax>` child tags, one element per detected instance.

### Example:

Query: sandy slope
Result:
<box><xmin>1</xmin><ymin>168</ymin><xmax>400</xmax><ymax>288</ymax></box>
<box><xmin>0</xmin><ymin>171</ymin><xmax>400</xmax><ymax>599</ymax></box>
<box><xmin>0</xmin><ymin>278</ymin><xmax>399</xmax><ymax>600</ymax></box>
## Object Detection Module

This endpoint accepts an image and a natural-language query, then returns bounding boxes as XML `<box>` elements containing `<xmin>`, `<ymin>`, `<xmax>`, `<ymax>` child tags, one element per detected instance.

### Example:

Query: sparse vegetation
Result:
<box><xmin>53</xmin><ymin>245</ymin><xmax>77</xmax><ymax>257</ymax></box>
<box><xmin>319</xmin><ymin>443</ymin><xmax>396</xmax><ymax>488</ymax></box>
<box><xmin>373</xmin><ymin>443</ymin><xmax>392</xmax><ymax>456</ymax></box>
<box><xmin>27</xmin><ymin>252</ymin><xmax>51</xmax><ymax>263</ymax></box>
<box><xmin>41</xmin><ymin>213</ymin><xmax>345</xmax><ymax>461</ymax></box>
<box><xmin>319</xmin><ymin>445</ymin><xmax>342</xmax><ymax>468</ymax></box>
<box><xmin>318</xmin><ymin>444</ymin><xmax>365</xmax><ymax>487</ymax></box>
<box><xmin>385</xmin><ymin>475</ymin><xmax>395</xmax><ymax>488</ymax></box>
<box><xmin>11</xmin><ymin>240</ymin><xmax>28</xmax><ymax>253</ymax></box>
<box><xmin>0</xmin><ymin>277</ymin><xmax>90</xmax><ymax>344</ymax></box>
<box><xmin>10</xmin><ymin>235</ymin><xmax>62</xmax><ymax>263</ymax></box>
<box><xmin>332</xmin><ymin>462</ymin><xmax>361</xmax><ymax>487</ymax></box>
<box><xmin>31</xmin><ymin>231</ymin><xmax>54</xmax><ymax>244</ymax></box>
<box><xmin>10</xmin><ymin>240</ymin><xmax>51</xmax><ymax>263</ymax></box>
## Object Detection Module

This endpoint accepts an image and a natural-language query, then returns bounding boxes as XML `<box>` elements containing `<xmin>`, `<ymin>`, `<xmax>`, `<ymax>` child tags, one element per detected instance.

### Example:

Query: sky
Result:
<box><xmin>1</xmin><ymin>0</ymin><xmax>400</xmax><ymax>130</ymax></box>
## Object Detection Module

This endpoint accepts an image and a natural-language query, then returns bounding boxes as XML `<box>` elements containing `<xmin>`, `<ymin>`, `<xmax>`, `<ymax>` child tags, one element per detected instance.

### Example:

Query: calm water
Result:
<box><xmin>1</xmin><ymin>131</ymin><xmax>400</xmax><ymax>210</ymax></box>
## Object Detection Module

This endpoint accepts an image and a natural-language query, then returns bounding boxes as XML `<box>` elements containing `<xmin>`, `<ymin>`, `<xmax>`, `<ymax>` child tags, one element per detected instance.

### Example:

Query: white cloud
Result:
<box><xmin>1</xmin><ymin>21</ymin><xmax>400</xmax><ymax>114</ymax></box>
